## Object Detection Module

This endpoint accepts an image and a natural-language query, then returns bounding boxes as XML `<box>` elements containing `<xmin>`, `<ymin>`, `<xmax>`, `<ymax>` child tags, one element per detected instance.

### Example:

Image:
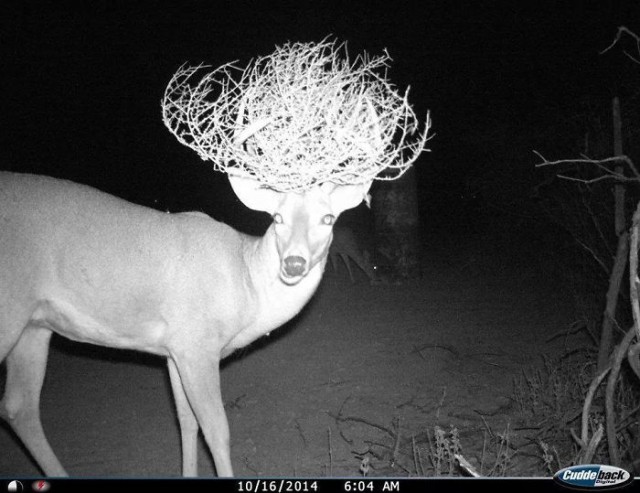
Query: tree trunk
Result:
<box><xmin>371</xmin><ymin>167</ymin><xmax>422</xmax><ymax>280</ymax></box>
<box><xmin>597</xmin><ymin>96</ymin><xmax>626</xmax><ymax>372</ymax></box>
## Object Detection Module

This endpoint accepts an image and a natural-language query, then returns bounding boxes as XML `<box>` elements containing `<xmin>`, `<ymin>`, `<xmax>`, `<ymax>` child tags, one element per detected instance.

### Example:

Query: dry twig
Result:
<box><xmin>629</xmin><ymin>202</ymin><xmax>640</xmax><ymax>379</ymax></box>
<box><xmin>162</xmin><ymin>38</ymin><xmax>431</xmax><ymax>191</ymax></box>
<box><xmin>605</xmin><ymin>327</ymin><xmax>638</xmax><ymax>465</ymax></box>
<box><xmin>574</xmin><ymin>366</ymin><xmax>608</xmax><ymax>457</ymax></box>
<box><xmin>600</xmin><ymin>26</ymin><xmax>640</xmax><ymax>64</ymax></box>
<box><xmin>534</xmin><ymin>152</ymin><xmax>640</xmax><ymax>183</ymax></box>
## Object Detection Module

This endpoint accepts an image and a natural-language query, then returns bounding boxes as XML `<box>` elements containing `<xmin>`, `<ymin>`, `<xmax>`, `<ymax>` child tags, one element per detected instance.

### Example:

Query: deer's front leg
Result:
<box><xmin>172</xmin><ymin>350</ymin><xmax>233</xmax><ymax>477</ymax></box>
<box><xmin>168</xmin><ymin>358</ymin><xmax>199</xmax><ymax>477</ymax></box>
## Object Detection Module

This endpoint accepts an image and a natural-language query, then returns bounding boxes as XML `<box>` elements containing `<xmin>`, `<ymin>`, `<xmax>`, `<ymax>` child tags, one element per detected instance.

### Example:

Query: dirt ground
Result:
<box><xmin>0</xmin><ymin>233</ymin><xmax>575</xmax><ymax>478</ymax></box>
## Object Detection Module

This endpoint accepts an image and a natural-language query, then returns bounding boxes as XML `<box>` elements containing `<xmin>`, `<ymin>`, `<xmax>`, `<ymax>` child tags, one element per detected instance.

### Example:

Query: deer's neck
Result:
<box><xmin>242</xmin><ymin>223</ymin><xmax>326</xmax><ymax>335</ymax></box>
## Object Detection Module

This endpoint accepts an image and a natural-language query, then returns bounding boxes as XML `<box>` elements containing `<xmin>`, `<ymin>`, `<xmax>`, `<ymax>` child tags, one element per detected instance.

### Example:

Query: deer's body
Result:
<box><xmin>0</xmin><ymin>173</ymin><xmax>316</xmax><ymax>357</ymax></box>
<box><xmin>0</xmin><ymin>171</ymin><xmax>369</xmax><ymax>477</ymax></box>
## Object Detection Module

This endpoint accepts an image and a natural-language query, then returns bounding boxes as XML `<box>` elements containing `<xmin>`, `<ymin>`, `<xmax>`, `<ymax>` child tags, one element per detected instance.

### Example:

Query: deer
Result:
<box><xmin>328</xmin><ymin>226</ymin><xmax>377</xmax><ymax>284</ymax></box>
<box><xmin>0</xmin><ymin>171</ymin><xmax>370</xmax><ymax>477</ymax></box>
<box><xmin>0</xmin><ymin>39</ymin><xmax>430</xmax><ymax>477</ymax></box>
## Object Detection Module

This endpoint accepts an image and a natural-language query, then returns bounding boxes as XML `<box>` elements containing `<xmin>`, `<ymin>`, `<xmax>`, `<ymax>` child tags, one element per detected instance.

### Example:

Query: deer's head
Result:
<box><xmin>230</xmin><ymin>175</ymin><xmax>371</xmax><ymax>285</ymax></box>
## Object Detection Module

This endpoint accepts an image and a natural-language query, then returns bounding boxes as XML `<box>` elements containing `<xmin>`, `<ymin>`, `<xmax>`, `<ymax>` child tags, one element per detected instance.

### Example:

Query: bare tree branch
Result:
<box><xmin>600</xmin><ymin>26</ymin><xmax>640</xmax><ymax>64</ymax></box>
<box><xmin>534</xmin><ymin>152</ymin><xmax>640</xmax><ymax>182</ymax></box>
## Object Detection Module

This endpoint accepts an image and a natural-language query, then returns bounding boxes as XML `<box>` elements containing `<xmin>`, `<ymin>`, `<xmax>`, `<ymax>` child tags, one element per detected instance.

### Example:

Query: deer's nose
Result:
<box><xmin>283</xmin><ymin>255</ymin><xmax>306</xmax><ymax>277</ymax></box>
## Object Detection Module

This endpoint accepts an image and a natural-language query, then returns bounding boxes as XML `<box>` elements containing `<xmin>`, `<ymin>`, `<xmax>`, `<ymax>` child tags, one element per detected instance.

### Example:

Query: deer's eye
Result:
<box><xmin>321</xmin><ymin>214</ymin><xmax>335</xmax><ymax>225</ymax></box>
<box><xmin>273</xmin><ymin>213</ymin><xmax>283</xmax><ymax>224</ymax></box>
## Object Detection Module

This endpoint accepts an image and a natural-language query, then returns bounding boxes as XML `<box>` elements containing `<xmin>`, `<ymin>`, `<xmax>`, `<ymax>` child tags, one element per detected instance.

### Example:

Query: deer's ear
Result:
<box><xmin>228</xmin><ymin>175</ymin><xmax>282</xmax><ymax>213</ymax></box>
<box><xmin>326</xmin><ymin>181</ymin><xmax>374</xmax><ymax>215</ymax></box>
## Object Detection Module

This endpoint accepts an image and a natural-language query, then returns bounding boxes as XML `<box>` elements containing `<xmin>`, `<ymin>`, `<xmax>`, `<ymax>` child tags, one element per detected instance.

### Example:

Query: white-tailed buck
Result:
<box><xmin>0</xmin><ymin>39</ymin><xmax>429</xmax><ymax>477</ymax></box>
<box><xmin>0</xmin><ymin>171</ymin><xmax>370</xmax><ymax>477</ymax></box>
<box><xmin>329</xmin><ymin>226</ymin><xmax>377</xmax><ymax>284</ymax></box>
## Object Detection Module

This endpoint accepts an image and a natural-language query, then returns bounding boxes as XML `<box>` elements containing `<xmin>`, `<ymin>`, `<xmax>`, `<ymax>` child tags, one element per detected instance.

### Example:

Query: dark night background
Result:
<box><xmin>1</xmin><ymin>0</ymin><xmax>640</xmax><ymax>478</ymax></box>
<box><xmin>2</xmin><ymin>1</ymin><xmax>638</xmax><ymax>237</ymax></box>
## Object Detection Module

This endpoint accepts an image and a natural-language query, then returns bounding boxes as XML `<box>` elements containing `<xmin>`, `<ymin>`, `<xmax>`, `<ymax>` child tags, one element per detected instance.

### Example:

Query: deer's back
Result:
<box><xmin>0</xmin><ymin>172</ymin><xmax>248</xmax><ymax>353</ymax></box>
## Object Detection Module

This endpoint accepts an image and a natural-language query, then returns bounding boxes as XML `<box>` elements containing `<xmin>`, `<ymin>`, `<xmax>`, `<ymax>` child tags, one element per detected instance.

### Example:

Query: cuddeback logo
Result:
<box><xmin>554</xmin><ymin>464</ymin><xmax>633</xmax><ymax>490</ymax></box>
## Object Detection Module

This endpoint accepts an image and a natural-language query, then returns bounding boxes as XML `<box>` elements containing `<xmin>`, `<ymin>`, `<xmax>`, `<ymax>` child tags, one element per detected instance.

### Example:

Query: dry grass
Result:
<box><xmin>322</xmin><ymin>349</ymin><xmax>638</xmax><ymax>477</ymax></box>
<box><xmin>513</xmin><ymin>352</ymin><xmax>640</xmax><ymax>473</ymax></box>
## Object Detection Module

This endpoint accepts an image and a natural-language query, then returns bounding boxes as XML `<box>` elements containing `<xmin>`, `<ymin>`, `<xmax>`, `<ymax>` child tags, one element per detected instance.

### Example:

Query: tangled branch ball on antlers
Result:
<box><xmin>162</xmin><ymin>38</ymin><xmax>431</xmax><ymax>192</ymax></box>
